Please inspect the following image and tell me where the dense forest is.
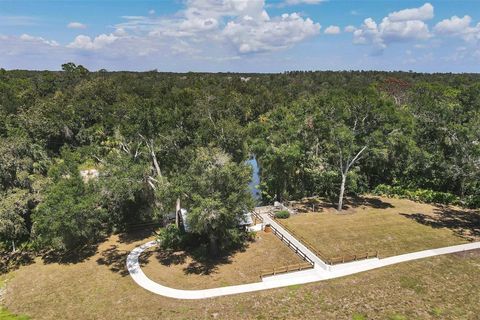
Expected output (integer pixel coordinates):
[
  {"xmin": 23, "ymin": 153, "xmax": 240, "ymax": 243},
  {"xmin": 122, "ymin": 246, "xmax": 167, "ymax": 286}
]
[{"xmin": 1, "ymin": 64, "xmax": 479, "ymax": 259}]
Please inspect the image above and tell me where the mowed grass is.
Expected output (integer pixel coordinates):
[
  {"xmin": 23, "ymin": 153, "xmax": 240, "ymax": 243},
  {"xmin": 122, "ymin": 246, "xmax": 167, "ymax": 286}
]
[
  {"xmin": 141, "ymin": 232, "xmax": 304, "ymax": 289},
  {"xmin": 282, "ymin": 196, "xmax": 480, "ymax": 258},
  {"xmin": 2, "ymin": 200, "xmax": 480, "ymax": 319},
  {"xmin": 3, "ymin": 233, "xmax": 480, "ymax": 319}
]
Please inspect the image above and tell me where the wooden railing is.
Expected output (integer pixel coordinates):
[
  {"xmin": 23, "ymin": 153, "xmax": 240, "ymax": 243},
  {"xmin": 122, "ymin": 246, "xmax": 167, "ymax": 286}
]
[
  {"xmin": 268, "ymin": 223, "xmax": 315, "ymax": 266},
  {"xmin": 260, "ymin": 262, "xmax": 313, "ymax": 278},
  {"xmin": 125, "ymin": 221, "xmax": 163, "ymax": 232},
  {"xmin": 272, "ymin": 214, "xmax": 378, "ymax": 265},
  {"xmin": 328, "ymin": 251, "xmax": 379, "ymax": 264},
  {"xmin": 251, "ymin": 210, "xmax": 263, "ymax": 224}
]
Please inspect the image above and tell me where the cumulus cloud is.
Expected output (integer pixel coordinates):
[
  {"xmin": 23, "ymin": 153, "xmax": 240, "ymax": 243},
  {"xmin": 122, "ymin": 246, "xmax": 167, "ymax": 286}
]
[
  {"xmin": 111, "ymin": 0, "xmax": 320, "ymax": 55},
  {"xmin": 67, "ymin": 34, "xmax": 118, "ymax": 50},
  {"xmin": 434, "ymin": 15, "xmax": 480, "ymax": 42},
  {"xmin": 223, "ymin": 13, "xmax": 320, "ymax": 53},
  {"xmin": 387, "ymin": 3, "xmax": 433, "ymax": 22},
  {"xmin": 324, "ymin": 25, "xmax": 340, "ymax": 34},
  {"xmin": 0, "ymin": 34, "xmax": 69, "ymax": 69},
  {"xmin": 352, "ymin": 3, "xmax": 433, "ymax": 51},
  {"xmin": 19, "ymin": 33, "xmax": 59, "ymax": 46},
  {"xmin": 344, "ymin": 25, "xmax": 356, "ymax": 33},
  {"xmin": 67, "ymin": 22, "xmax": 87, "ymax": 29}
]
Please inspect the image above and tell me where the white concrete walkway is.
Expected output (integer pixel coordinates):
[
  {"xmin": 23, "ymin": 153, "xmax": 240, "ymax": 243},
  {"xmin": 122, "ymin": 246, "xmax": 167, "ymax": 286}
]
[{"xmin": 127, "ymin": 239, "xmax": 480, "ymax": 299}]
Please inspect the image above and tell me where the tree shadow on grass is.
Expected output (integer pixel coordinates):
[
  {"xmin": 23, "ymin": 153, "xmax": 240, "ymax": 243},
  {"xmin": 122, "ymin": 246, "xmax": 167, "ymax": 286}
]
[
  {"xmin": 400, "ymin": 206, "xmax": 480, "ymax": 241},
  {"xmin": 152, "ymin": 241, "xmax": 250, "ymax": 276},
  {"xmin": 41, "ymin": 241, "xmax": 102, "ymax": 265},
  {"xmin": 347, "ymin": 196, "xmax": 395, "ymax": 210},
  {"xmin": 291, "ymin": 196, "xmax": 394, "ymax": 213},
  {"xmin": 97, "ymin": 232, "xmax": 252, "ymax": 277},
  {"xmin": 118, "ymin": 229, "xmax": 155, "ymax": 245},
  {"xmin": 39, "ymin": 229, "xmax": 154, "ymax": 268},
  {"xmin": 96, "ymin": 244, "xmax": 153, "ymax": 277},
  {"xmin": 182, "ymin": 252, "xmax": 233, "ymax": 276},
  {"xmin": 0, "ymin": 251, "xmax": 35, "ymax": 274}
]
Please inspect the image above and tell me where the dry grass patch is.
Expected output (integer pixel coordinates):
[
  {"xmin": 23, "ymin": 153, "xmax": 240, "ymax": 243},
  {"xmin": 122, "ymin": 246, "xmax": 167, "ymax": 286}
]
[
  {"xmin": 283, "ymin": 196, "xmax": 479, "ymax": 258},
  {"xmin": 2, "ymin": 231, "xmax": 480, "ymax": 319},
  {"xmin": 141, "ymin": 232, "xmax": 304, "ymax": 289},
  {"xmin": 4, "ymin": 240, "xmax": 480, "ymax": 319}
]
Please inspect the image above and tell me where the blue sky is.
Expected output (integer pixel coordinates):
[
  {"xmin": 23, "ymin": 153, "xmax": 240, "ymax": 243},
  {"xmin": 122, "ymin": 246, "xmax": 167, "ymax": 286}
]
[{"xmin": 0, "ymin": 0, "xmax": 479, "ymax": 72}]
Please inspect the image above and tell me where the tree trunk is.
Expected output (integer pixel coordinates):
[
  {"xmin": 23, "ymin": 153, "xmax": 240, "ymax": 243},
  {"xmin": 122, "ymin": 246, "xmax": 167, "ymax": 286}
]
[
  {"xmin": 175, "ymin": 198, "xmax": 181, "ymax": 228},
  {"xmin": 12, "ymin": 240, "xmax": 16, "ymax": 253},
  {"xmin": 338, "ymin": 173, "xmax": 346, "ymax": 211},
  {"xmin": 208, "ymin": 234, "xmax": 219, "ymax": 257},
  {"xmin": 150, "ymin": 144, "xmax": 162, "ymax": 180}
]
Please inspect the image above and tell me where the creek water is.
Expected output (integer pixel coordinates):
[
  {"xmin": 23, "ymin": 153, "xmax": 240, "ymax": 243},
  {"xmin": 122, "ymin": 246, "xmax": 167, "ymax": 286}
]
[{"xmin": 246, "ymin": 156, "xmax": 262, "ymax": 204}]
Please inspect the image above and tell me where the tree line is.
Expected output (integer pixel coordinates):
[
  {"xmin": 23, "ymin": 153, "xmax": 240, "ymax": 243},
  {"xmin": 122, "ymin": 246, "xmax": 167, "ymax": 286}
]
[{"xmin": 0, "ymin": 63, "xmax": 479, "ymax": 257}]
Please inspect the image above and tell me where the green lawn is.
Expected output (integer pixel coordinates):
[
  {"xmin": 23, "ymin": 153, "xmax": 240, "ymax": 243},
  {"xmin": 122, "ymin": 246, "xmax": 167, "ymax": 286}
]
[
  {"xmin": 282, "ymin": 196, "xmax": 479, "ymax": 258},
  {"xmin": 0, "ymin": 308, "xmax": 30, "ymax": 320}
]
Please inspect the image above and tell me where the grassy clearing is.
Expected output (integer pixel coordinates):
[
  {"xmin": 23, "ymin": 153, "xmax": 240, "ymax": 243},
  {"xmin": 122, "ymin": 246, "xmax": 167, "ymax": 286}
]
[
  {"xmin": 282, "ymin": 196, "xmax": 479, "ymax": 258},
  {"xmin": 2, "ymin": 205, "xmax": 480, "ymax": 319},
  {"xmin": 142, "ymin": 232, "xmax": 303, "ymax": 289},
  {"xmin": 3, "ymin": 234, "xmax": 480, "ymax": 319}
]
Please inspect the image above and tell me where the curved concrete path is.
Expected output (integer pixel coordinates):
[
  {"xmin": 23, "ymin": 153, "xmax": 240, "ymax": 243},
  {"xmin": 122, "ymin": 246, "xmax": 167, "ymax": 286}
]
[{"xmin": 127, "ymin": 240, "xmax": 480, "ymax": 299}]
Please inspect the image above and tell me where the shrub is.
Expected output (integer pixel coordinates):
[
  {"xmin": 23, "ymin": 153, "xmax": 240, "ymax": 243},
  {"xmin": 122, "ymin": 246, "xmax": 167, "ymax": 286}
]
[
  {"xmin": 156, "ymin": 224, "xmax": 184, "ymax": 250},
  {"xmin": 464, "ymin": 195, "xmax": 480, "ymax": 209},
  {"xmin": 373, "ymin": 184, "xmax": 461, "ymax": 206},
  {"xmin": 275, "ymin": 210, "xmax": 290, "ymax": 219}
]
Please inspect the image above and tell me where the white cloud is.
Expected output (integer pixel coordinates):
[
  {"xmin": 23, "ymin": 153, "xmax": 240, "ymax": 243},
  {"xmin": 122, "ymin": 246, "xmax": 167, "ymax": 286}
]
[
  {"xmin": 19, "ymin": 33, "xmax": 59, "ymax": 46},
  {"xmin": 324, "ymin": 25, "xmax": 340, "ymax": 35},
  {"xmin": 223, "ymin": 12, "xmax": 320, "ymax": 53},
  {"xmin": 0, "ymin": 16, "xmax": 39, "ymax": 27},
  {"xmin": 352, "ymin": 3, "xmax": 433, "ymax": 52},
  {"xmin": 344, "ymin": 25, "xmax": 356, "ymax": 33},
  {"xmin": 434, "ymin": 15, "xmax": 471, "ymax": 34},
  {"xmin": 67, "ymin": 34, "xmax": 118, "ymax": 50},
  {"xmin": 111, "ymin": 0, "xmax": 320, "ymax": 55},
  {"xmin": 67, "ymin": 22, "xmax": 87, "ymax": 29},
  {"xmin": 387, "ymin": 3, "xmax": 433, "ymax": 22},
  {"xmin": 148, "ymin": 9, "xmax": 155, "ymax": 15},
  {"xmin": 0, "ymin": 35, "xmax": 69, "ymax": 69},
  {"xmin": 283, "ymin": 0, "xmax": 326, "ymax": 5},
  {"xmin": 434, "ymin": 15, "xmax": 480, "ymax": 43}
]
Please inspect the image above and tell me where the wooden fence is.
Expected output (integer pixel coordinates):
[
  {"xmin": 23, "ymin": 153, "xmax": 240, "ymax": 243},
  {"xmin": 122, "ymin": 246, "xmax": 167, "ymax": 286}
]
[
  {"xmin": 251, "ymin": 210, "xmax": 263, "ymax": 224},
  {"xmin": 260, "ymin": 262, "xmax": 313, "ymax": 278},
  {"xmin": 125, "ymin": 221, "xmax": 163, "ymax": 232},
  {"xmin": 257, "ymin": 219, "xmax": 316, "ymax": 278},
  {"xmin": 268, "ymin": 223, "xmax": 315, "ymax": 266}
]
